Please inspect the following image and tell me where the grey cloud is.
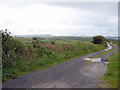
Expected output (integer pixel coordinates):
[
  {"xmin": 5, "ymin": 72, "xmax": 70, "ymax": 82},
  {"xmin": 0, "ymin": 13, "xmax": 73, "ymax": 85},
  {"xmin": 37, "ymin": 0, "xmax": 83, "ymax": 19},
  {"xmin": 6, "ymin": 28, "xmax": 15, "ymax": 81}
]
[
  {"xmin": 45, "ymin": 2, "xmax": 117, "ymax": 16},
  {"xmin": 0, "ymin": 1, "xmax": 118, "ymax": 36}
]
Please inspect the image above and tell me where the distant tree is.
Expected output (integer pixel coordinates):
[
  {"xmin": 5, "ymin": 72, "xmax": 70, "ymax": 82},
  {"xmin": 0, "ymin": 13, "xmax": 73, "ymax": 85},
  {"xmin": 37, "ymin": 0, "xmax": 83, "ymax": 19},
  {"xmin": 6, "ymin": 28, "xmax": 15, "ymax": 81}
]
[
  {"xmin": 32, "ymin": 37, "xmax": 40, "ymax": 48},
  {"xmin": 33, "ymin": 37, "xmax": 38, "ymax": 40},
  {"xmin": 92, "ymin": 36, "xmax": 106, "ymax": 44},
  {"xmin": 50, "ymin": 41, "xmax": 55, "ymax": 44},
  {"xmin": 1, "ymin": 29, "xmax": 12, "ymax": 41}
]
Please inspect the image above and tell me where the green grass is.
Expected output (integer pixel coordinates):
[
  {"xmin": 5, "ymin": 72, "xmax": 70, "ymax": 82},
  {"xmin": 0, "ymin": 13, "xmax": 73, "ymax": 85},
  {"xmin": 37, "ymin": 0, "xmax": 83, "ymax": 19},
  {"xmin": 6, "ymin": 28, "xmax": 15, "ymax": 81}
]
[
  {"xmin": 85, "ymin": 60, "xmax": 92, "ymax": 63},
  {"xmin": 100, "ymin": 51, "xmax": 119, "ymax": 88}
]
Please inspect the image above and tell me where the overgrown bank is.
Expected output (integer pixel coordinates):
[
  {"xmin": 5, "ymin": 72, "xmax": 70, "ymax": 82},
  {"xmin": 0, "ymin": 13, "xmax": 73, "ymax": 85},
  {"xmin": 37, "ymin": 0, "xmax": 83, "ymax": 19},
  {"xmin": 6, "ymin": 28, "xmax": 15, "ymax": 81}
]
[{"xmin": 2, "ymin": 30, "xmax": 107, "ymax": 81}]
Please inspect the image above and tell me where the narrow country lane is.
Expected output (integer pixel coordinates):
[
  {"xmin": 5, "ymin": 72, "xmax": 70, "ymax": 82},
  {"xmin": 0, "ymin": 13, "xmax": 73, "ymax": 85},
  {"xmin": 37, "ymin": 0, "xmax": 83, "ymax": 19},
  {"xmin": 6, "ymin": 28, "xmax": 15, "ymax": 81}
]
[{"xmin": 2, "ymin": 42, "xmax": 118, "ymax": 88}]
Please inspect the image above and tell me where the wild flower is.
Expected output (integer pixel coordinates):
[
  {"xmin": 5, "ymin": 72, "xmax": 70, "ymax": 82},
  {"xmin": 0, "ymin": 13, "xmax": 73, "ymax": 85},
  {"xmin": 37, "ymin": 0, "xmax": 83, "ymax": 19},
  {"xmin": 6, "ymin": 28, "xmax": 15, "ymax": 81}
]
[
  {"xmin": 47, "ymin": 44, "xmax": 55, "ymax": 51},
  {"xmin": 13, "ymin": 56, "xmax": 17, "ymax": 59},
  {"xmin": 83, "ymin": 42, "xmax": 88, "ymax": 47}
]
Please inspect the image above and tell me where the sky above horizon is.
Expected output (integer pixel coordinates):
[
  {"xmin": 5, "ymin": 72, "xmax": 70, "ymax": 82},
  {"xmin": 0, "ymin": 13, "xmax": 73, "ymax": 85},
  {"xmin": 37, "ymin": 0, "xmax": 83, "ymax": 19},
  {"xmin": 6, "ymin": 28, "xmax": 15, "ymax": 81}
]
[{"xmin": 0, "ymin": 1, "xmax": 118, "ymax": 36}]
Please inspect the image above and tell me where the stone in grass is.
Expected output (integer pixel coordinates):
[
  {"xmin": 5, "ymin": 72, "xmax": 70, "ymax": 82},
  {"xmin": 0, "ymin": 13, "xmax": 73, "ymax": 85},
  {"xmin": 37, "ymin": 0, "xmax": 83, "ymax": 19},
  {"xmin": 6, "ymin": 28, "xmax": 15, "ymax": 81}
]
[
  {"xmin": 101, "ymin": 58, "xmax": 108, "ymax": 62},
  {"xmin": 12, "ymin": 77, "xmax": 18, "ymax": 79}
]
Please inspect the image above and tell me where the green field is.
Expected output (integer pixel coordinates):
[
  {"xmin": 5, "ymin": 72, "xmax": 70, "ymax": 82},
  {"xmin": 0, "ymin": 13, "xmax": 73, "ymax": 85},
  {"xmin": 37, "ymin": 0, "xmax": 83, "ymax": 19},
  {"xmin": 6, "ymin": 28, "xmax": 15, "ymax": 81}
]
[{"xmin": 16, "ymin": 36, "xmax": 92, "ymax": 42}]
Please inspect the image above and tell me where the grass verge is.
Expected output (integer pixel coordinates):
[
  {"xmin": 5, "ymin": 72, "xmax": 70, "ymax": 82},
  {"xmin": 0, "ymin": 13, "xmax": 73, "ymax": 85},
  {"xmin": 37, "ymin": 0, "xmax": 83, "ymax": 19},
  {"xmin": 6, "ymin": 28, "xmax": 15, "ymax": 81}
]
[{"xmin": 100, "ymin": 51, "xmax": 119, "ymax": 88}]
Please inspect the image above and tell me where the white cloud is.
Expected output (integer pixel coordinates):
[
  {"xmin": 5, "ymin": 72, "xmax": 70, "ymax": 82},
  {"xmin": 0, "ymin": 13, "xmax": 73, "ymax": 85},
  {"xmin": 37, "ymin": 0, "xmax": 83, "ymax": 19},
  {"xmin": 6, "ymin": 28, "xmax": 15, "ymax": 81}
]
[{"xmin": 0, "ymin": 1, "xmax": 118, "ymax": 36}]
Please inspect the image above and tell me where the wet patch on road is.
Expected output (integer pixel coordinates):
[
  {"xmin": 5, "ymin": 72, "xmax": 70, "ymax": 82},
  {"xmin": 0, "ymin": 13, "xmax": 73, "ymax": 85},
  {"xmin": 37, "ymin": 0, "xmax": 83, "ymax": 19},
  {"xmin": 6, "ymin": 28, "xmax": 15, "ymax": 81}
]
[{"xmin": 84, "ymin": 58, "xmax": 101, "ymax": 62}]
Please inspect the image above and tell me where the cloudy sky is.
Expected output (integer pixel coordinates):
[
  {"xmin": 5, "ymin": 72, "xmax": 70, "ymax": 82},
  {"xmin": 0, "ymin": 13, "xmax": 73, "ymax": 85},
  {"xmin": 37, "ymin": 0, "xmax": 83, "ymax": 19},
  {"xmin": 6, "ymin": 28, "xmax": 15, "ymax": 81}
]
[{"xmin": 0, "ymin": 0, "xmax": 118, "ymax": 36}]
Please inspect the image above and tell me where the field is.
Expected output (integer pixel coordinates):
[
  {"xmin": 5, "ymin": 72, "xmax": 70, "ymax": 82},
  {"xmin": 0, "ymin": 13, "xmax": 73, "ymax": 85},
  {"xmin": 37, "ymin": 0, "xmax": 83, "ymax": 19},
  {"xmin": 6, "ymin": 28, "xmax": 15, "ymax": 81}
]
[
  {"xmin": 16, "ymin": 36, "xmax": 92, "ymax": 43},
  {"xmin": 2, "ymin": 30, "xmax": 109, "ymax": 81}
]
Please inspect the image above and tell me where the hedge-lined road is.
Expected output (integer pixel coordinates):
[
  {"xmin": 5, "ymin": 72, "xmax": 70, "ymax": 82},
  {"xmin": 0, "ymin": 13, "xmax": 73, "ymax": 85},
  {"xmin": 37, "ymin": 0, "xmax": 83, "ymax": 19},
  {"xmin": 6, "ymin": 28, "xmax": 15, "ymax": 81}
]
[{"xmin": 3, "ymin": 43, "xmax": 118, "ymax": 88}]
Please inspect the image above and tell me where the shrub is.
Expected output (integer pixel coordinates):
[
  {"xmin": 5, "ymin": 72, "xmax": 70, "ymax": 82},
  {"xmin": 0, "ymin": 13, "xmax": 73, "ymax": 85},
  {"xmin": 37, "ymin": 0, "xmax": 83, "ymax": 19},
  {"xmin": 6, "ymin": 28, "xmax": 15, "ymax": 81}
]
[
  {"xmin": 1, "ymin": 29, "xmax": 12, "ymax": 55},
  {"xmin": 50, "ymin": 41, "xmax": 55, "ymax": 44},
  {"xmin": 92, "ymin": 36, "xmax": 106, "ymax": 44},
  {"xmin": 33, "ymin": 37, "xmax": 38, "ymax": 40}
]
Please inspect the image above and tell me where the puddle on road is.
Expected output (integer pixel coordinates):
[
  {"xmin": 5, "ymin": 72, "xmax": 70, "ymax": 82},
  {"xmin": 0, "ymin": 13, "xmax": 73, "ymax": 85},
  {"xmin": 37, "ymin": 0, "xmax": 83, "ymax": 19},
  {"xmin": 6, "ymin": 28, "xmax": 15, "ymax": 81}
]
[
  {"xmin": 84, "ymin": 58, "xmax": 109, "ymax": 64},
  {"xmin": 84, "ymin": 58, "xmax": 101, "ymax": 62},
  {"xmin": 104, "ymin": 62, "xmax": 109, "ymax": 64}
]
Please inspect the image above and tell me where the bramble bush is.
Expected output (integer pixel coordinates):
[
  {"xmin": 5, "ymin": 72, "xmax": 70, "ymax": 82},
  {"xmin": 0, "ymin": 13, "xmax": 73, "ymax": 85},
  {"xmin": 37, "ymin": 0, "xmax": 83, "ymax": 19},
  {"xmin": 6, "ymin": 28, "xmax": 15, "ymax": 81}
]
[{"xmin": 2, "ymin": 30, "xmax": 36, "ymax": 80}]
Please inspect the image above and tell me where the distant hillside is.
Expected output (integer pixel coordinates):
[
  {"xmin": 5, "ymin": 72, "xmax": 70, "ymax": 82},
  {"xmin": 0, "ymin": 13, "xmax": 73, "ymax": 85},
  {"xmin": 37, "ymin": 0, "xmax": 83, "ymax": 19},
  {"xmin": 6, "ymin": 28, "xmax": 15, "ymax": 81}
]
[
  {"xmin": 15, "ymin": 34, "xmax": 54, "ymax": 37},
  {"xmin": 14, "ymin": 34, "xmax": 119, "ymax": 41},
  {"xmin": 45, "ymin": 36, "xmax": 93, "ymax": 42},
  {"xmin": 105, "ymin": 36, "xmax": 119, "ymax": 41}
]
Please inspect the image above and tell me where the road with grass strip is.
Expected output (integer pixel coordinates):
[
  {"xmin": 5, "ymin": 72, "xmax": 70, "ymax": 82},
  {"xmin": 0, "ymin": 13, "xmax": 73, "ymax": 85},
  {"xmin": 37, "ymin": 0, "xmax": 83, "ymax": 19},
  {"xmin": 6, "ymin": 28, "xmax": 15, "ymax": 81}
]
[{"xmin": 3, "ymin": 42, "xmax": 118, "ymax": 88}]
